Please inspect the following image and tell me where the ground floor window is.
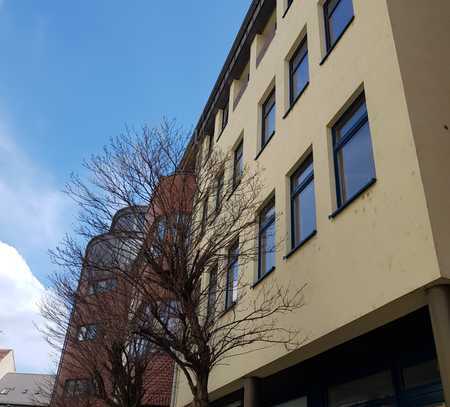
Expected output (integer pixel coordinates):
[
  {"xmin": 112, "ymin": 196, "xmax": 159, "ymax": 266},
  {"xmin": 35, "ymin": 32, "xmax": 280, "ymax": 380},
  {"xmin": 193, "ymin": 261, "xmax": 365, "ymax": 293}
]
[{"xmin": 260, "ymin": 308, "xmax": 444, "ymax": 407}]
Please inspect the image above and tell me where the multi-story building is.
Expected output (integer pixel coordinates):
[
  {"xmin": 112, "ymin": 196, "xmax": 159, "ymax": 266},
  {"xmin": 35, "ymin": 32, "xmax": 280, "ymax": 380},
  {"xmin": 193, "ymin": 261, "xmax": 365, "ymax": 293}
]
[
  {"xmin": 52, "ymin": 207, "xmax": 175, "ymax": 407},
  {"xmin": 172, "ymin": 1, "xmax": 450, "ymax": 407}
]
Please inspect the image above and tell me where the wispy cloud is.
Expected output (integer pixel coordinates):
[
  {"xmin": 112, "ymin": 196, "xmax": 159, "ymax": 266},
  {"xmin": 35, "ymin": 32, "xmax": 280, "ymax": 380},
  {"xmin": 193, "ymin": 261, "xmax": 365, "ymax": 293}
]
[
  {"xmin": 0, "ymin": 241, "xmax": 56, "ymax": 373},
  {"xmin": 0, "ymin": 114, "xmax": 73, "ymax": 262},
  {"xmin": 0, "ymin": 111, "xmax": 72, "ymax": 372}
]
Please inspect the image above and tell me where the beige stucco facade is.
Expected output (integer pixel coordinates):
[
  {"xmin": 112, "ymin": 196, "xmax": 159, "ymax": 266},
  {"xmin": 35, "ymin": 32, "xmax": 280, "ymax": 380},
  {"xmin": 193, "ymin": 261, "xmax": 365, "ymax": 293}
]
[
  {"xmin": 173, "ymin": 0, "xmax": 450, "ymax": 406},
  {"xmin": 0, "ymin": 350, "xmax": 16, "ymax": 380}
]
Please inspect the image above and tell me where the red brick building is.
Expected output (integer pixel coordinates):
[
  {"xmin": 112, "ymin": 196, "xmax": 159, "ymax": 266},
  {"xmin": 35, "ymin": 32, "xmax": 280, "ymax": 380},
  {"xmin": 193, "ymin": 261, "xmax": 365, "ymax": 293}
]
[{"xmin": 51, "ymin": 206, "xmax": 176, "ymax": 407}]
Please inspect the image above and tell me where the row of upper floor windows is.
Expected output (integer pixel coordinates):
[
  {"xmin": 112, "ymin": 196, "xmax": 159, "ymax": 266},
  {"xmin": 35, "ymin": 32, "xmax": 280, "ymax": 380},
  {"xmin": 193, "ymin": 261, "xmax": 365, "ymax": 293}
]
[
  {"xmin": 199, "ymin": 0, "xmax": 355, "ymax": 149},
  {"xmin": 204, "ymin": 88, "xmax": 375, "ymax": 312}
]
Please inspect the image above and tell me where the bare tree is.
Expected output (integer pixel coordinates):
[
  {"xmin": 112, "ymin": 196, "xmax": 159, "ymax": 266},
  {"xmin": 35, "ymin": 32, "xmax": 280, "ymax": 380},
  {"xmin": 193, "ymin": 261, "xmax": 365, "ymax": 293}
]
[
  {"xmin": 42, "ymin": 208, "xmax": 173, "ymax": 407},
  {"xmin": 48, "ymin": 120, "xmax": 305, "ymax": 407}
]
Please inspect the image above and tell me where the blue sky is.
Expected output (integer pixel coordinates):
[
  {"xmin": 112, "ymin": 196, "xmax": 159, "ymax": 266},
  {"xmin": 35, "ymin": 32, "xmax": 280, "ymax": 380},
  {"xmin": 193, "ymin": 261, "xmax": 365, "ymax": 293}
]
[{"xmin": 0, "ymin": 0, "xmax": 250, "ymax": 372}]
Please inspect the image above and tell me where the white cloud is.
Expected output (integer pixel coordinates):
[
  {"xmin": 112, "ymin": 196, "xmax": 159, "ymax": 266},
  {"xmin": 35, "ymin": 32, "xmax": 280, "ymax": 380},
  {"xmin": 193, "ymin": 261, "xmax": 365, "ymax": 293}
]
[{"xmin": 0, "ymin": 241, "xmax": 56, "ymax": 373}]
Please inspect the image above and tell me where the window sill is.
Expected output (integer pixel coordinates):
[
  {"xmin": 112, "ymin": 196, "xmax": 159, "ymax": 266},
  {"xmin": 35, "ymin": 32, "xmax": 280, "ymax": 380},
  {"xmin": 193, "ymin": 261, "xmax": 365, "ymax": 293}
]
[
  {"xmin": 282, "ymin": 2, "xmax": 293, "ymax": 19},
  {"xmin": 319, "ymin": 16, "xmax": 355, "ymax": 66},
  {"xmin": 282, "ymin": 82, "xmax": 309, "ymax": 120},
  {"xmin": 226, "ymin": 181, "xmax": 241, "ymax": 201},
  {"xmin": 251, "ymin": 266, "xmax": 276, "ymax": 289},
  {"xmin": 254, "ymin": 131, "xmax": 276, "ymax": 160},
  {"xmin": 329, "ymin": 178, "xmax": 377, "ymax": 219},
  {"xmin": 217, "ymin": 125, "xmax": 227, "ymax": 142},
  {"xmin": 284, "ymin": 230, "xmax": 317, "ymax": 260},
  {"xmin": 220, "ymin": 301, "xmax": 237, "ymax": 318}
]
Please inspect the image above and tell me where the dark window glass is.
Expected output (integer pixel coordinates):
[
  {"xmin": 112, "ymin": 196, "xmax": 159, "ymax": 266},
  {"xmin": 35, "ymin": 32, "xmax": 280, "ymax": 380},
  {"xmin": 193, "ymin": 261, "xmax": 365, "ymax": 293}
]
[
  {"xmin": 226, "ymin": 241, "xmax": 239, "ymax": 309},
  {"xmin": 259, "ymin": 199, "xmax": 276, "ymax": 278},
  {"xmin": 64, "ymin": 379, "xmax": 95, "ymax": 398},
  {"xmin": 403, "ymin": 359, "xmax": 441, "ymax": 390},
  {"xmin": 291, "ymin": 155, "xmax": 316, "ymax": 248},
  {"xmin": 290, "ymin": 38, "xmax": 309, "ymax": 105},
  {"xmin": 77, "ymin": 324, "xmax": 97, "ymax": 342},
  {"xmin": 207, "ymin": 265, "xmax": 218, "ymax": 318},
  {"xmin": 156, "ymin": 217, "xmax": 166, "ymax": 241},
  {"xmin": 274, "ymin": 396, "xmax": 307, "ymax": 407},
  {"xmin": 201, "ymin": 197, "xmax": 208, "ymax": 235},
  {"xmin": 324, "ymin": 0, "xmax": 354, "ymax": 50},
  {"xmin": 262, "ymin": 89, "xmax": 276, "ymax": 147},
  {"xmin": 216, "ymin": 172, "xmax": 224, "ymax": 212},
  {"xmin": 222, "ymin": 102, "xmax": 229, "ymax": 131},
  {"xmin": 88, "ymin": 278, "xmax": 117, "ymax": 295},
  {"xmin": 328, "ymin": 370, "xmax": 395, "ymax": 407},
  {"xmin": 233, "ymin": 141, "xmax": 244, "ymax": 188},
  {"xmin": 207, "ymin": 134, "xmax": 214, "ymax": 157},
  {"xmin": 333, "ymin": 94, "xmax": 375, "ymax": 207}
]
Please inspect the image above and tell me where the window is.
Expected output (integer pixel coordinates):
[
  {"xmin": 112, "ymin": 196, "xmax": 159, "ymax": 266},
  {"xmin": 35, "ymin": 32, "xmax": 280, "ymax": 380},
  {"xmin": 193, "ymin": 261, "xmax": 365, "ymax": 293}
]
[
  {"xmin": 222, "ymin": 102, "xmax": 229, "ymax": 132},
  {"xmin": 258, "ymin": 199, "xmax": 276, "ymax": 278},
  {"xmin": 402, "ymin": 358, "xmax": 441, "ymax": 390},
  {"xmin": 200, "ymin": 197, "xmax": 208, "ymax": 235},
  {"xmin": 233, "ymin": 141, "xmax": 244, "ymax": 188},
  {"xmin": 289, "ymin": 37, "xmax": 309, "ymax": 105},
  {"xmin": 274, "ymin": 396, "xmax": 307, "ymax": 407},
  {"xmin": 207, "ymin": 134, "xmax": 214, "ymax": 157},
  {"xmin": 226, "ymin": 241, "xmax": 239, "ymax": 309},
  {"xmin": 64, "ymin": 379, "xmax": 95, "ymax": 398},
  {"xmin": 328, "ymin": 370, "xmax": 395, "ymax": 407},
  {"xmin": 262, "ymin": 89, "xmax": 276, "ymax": 147},
  {"xmin": 333, "ymin": 93, "xmax": 375, "ymax": 208},
  {"xmin": 216, "ymin": 172, "xmax": 225, "ymax": 213},
  {"xmin": 207, "ymin": 265, "xmax": 218, "ymax": 318},
  {"xmin": 87, "ymin": 278, "xmax": 117, "ymax": 295},
  {"xmin": 77, "ymin": 324, "xmax": 97, "ymax": 342},
  {"xmin": 324, "ymin": 0, "xmax": 354, "ymax": 51},
  {"xmin": 156, "ymin": 217, "xmax": 167, "ymax": 241},
  {"xmin": 291, "ymin": 155, "xmax": 316, "ymax": 248}
]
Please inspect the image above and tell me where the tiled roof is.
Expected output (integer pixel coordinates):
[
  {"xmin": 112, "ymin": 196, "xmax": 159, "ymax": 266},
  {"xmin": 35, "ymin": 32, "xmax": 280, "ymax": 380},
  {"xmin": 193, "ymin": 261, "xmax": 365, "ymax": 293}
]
[{"xmin": 0, "ymin": 373, "xmax": 54, "ymax": 406}]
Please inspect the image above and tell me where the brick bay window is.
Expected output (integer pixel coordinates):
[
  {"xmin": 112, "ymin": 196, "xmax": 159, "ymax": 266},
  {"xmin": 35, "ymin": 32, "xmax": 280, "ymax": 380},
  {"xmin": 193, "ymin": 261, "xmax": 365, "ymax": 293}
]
[
  {"xmin": 324, "ymin": 0, "xmax": 354, "ymax": 51},
  {"xmin": 332, "ymin": 93, "xmax": 376, "ymax": 211},
  {"xmin": 225, "ymin": 240, "xmax": 239, "ymax": 310},
  {"xmin": 291, "ymin": 154, "xmax": 316, "ymax": 250},
  {"xmin": 258, "ymin": 198, "xmax": 276, "ymax": 279}
]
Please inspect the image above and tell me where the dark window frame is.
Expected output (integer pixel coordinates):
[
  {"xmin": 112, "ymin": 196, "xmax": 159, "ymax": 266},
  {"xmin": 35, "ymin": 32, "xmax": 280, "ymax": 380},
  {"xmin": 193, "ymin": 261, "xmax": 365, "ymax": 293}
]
[
  {"xmin": 215, "ymin": 171, "xmax": 225, "ymax": 213},
  {"xmin": 289, "ymin": 37, "xmax": 309, "ymax": 107},
  {"xmin": 324, "ymin": 0, "xmax": 354, "ymax": 52},
  {"xmin": 225, "ymin": 240, "xmax": 239, "ymax": 310},
  {"xmin": 290, "ymin": 154, "xmax": 315, "ymax": 250},
  {"xmin": 87, "ymin": 278, "xmax": 117, "ymax": 295},
  {"xmin": 64, "ymin": 378, "xmax": 96, "ymax": 398},
  {"xmin": 258, "ymin": 198, "xmax": 276, "ymax": 280},
  {"xmin": 261, "ymin": 89, "xmax": 276, "ymax": 148},
  {"xmin": 207, "ymin": 264, "xmax": 218, "ymax": 318},
  {"xmin": 233, "ymin": 140, "xmax": 244, "ymax": 189},
  {"xmin": 77, "ymin": 324, "xmax": 98, "ymax": 342},
  {"xmin": 332, "ymin": 93, "xmax": 375, "ymax": 209},
  {"xmin": 222, "ymin": 102, "xmax": 229, "ymax": 132},
  {"xmin": 200, "ymin": 196, "xmax": 209, "ymax": 236}
]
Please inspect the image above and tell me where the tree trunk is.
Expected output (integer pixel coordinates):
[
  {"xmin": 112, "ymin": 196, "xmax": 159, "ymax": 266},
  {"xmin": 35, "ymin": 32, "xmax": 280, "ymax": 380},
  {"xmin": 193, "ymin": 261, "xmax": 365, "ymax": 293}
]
[{"xmin": 192, "ymin": 377, "xmax": 209, "ymax": 407}]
